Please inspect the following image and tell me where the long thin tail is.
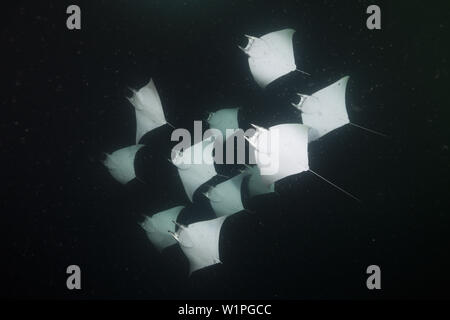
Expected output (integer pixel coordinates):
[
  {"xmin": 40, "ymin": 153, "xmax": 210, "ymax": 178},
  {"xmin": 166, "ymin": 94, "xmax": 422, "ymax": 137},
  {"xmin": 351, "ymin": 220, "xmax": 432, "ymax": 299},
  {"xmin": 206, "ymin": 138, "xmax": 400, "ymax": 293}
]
[
  {"xmin": 135, "ymin": 176, "xmax": 148, "ymax": 185},
  {"xmin": 216, "ymin": 173, "xmax": 230, "ymax": 179},
  {"xmin": 349, "ymin": 122, "xmax": 388, "ymax": 138},
  {"xmin": 296, "ymin": 69, "xmax": 311, "ymax": 76},
  {"xmin": 309, "ymin": 169, "xmax": 361, "ymax": 202},
  {"xmin": 166, "ymin": 121, "xmax": 175, "ymax": 129}
]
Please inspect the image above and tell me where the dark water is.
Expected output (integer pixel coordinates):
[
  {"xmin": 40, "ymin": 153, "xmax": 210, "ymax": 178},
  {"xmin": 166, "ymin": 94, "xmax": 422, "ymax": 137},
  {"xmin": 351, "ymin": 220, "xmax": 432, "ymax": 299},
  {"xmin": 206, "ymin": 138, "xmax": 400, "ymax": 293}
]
[{"xmin": 2, "ymin": 0, "xmax": 450, "ymax": 299}]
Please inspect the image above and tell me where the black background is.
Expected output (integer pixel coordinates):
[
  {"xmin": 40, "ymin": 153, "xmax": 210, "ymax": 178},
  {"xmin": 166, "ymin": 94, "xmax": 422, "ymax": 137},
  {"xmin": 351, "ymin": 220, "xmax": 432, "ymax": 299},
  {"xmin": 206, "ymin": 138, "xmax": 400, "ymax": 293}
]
[{"xmin": 2, "ymin": 0, "xmax": 449, "ymax": 299}]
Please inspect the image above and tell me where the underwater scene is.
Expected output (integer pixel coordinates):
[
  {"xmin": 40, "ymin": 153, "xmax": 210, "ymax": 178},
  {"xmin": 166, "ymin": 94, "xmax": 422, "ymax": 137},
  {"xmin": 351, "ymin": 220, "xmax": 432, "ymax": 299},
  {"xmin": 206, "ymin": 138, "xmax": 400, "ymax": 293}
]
[{"xmin": 2, "ymin": 0, "xmax": 450, "ymax": 300}]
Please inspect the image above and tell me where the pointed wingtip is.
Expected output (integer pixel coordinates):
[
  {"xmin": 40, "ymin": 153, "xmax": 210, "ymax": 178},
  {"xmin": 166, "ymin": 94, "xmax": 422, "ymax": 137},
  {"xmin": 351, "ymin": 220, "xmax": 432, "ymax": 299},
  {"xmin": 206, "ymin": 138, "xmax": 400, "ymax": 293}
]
[
  {"xmin": 102, "ymin": 152, "xmax": 112, "ymax": 165},
  {"xmin": 145, "ymin": 78, "xmax": 157, "ymax": 92},
  {"xmin": 341, "ymin": 75, "xmax": 350, "ymax": 85}
]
